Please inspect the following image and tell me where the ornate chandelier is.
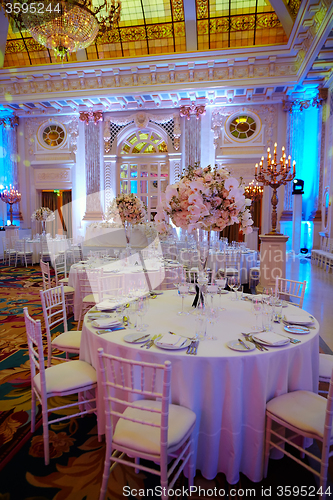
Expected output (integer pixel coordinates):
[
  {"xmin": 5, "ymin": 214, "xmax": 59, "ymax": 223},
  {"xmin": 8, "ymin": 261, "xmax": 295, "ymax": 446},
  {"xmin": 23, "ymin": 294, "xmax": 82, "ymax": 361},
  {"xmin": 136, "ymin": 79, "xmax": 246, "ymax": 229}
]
[{"xmin": 1, "ymin": 0, "xmax": 121, "ymax": 59}]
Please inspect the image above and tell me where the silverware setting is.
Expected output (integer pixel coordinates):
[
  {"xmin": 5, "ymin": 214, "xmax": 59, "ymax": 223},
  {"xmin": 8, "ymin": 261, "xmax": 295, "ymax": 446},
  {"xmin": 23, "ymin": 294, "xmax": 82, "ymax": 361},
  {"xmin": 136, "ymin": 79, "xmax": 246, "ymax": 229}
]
[
  {"xmin": 187, "ymin": 340, "xmax": 199, "ymax": 355},
  {"xmin": 133, "ymin": 334, "xmax": 150, "ymax": 343},
  {"xmin": 242, "ymin": 334, "xmax": 268, "ymax": 352},
  {"xmin": 238, "ymin": 338, "xmax": 251, "ymax": 350},
  {"xmin": 141, "ymin": 334, "xmax": 162, "ymax": 349}
]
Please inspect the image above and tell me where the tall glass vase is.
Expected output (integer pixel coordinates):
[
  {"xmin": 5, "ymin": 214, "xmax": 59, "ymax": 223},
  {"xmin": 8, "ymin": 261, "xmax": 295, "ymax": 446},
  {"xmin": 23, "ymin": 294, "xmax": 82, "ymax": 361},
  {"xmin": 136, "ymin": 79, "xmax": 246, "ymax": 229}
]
[
  {"xmin": 192, "ymin": 229, "xmax": 212, "ymax": 310},
  {"xmin": 41, "ymin": 220, "xmax": 46, "ymax": 236},
  {"xmin": 124, "ymin": 221, "xmax": 132, "ymax": 255}
]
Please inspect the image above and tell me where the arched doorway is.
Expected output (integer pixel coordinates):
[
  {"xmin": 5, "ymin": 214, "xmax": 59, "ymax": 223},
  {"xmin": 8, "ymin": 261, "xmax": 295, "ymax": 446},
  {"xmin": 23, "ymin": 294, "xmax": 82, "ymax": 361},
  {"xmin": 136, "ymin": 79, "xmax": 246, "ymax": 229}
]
[{"xmin": 116, "ymin": 123, "xmax": 170, "ymax": 221}]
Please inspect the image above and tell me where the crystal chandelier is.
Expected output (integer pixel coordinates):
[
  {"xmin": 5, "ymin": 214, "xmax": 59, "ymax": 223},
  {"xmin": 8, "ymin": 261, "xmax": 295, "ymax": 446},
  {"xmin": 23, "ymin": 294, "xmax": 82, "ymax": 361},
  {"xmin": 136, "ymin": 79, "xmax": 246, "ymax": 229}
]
[{"xmin": 1, "ymin": 0, "xmax": 121, "ymax": 59}]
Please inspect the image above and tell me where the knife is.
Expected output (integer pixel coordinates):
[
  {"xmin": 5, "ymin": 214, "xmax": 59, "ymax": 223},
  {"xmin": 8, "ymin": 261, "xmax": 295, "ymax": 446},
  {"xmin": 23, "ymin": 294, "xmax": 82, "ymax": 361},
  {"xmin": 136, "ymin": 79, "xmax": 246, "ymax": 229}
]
[
  {"xmin": 238, "ymin": 338, "xmax": 251, "ymax": 350},
  {"xmin": 133, "ymin": 334, "xmax": 150, "ymax": 343}
]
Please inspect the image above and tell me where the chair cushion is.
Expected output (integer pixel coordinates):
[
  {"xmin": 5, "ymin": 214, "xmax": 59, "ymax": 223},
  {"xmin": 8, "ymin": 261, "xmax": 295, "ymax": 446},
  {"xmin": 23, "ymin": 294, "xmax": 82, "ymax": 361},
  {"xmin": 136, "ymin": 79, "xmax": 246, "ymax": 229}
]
[
  {"xmin": 319, "ymin": 353, "xmax": 333, "ymax": 379},
  {"xmin": 83, "ymin": 294, "xmax": 97, "ymax": 303},
  {"xmin": 266, "ymin": 390, "xmax": 328, "ymax": 438},
  {"xmin": 63, "ymin": 286, "xmax": 75, "ymax": 293},
  {"xmin": 59, "ymin": 277, "xmax": 69, "ymax": 283},
  {"xmin": 34, "ymin": 360, "xmax": 97, "ymax": 394},
  {"xmin": 51, "ymin": 330, "xmax": 81, "ymax": 350},
  {"xmin": 113, "ymin": 399, "xmax": 196, "ymax": 456}
]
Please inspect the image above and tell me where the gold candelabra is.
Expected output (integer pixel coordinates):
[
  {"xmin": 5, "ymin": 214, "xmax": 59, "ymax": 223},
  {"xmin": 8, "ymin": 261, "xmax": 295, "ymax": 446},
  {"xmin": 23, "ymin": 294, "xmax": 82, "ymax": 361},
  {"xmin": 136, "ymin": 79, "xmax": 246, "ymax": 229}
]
[
  {"xmin": 0, "ymin": 185, "xmax": 21, "ymax": 226},
  {"xmin": 255, "ymin": 143, "xmax": 295, "ymax": 234}
]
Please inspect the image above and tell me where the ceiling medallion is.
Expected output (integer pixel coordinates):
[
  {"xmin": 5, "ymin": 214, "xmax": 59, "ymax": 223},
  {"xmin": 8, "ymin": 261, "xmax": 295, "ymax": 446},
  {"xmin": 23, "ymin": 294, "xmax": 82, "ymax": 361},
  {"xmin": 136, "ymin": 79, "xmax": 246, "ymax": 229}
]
[
  {"xmin": 1, "ymin": 0, "xmax": 121, "ymax": 59},
  {"xmin": 180, "ymin": 103, "xmax": 206, "ymax": 120}
]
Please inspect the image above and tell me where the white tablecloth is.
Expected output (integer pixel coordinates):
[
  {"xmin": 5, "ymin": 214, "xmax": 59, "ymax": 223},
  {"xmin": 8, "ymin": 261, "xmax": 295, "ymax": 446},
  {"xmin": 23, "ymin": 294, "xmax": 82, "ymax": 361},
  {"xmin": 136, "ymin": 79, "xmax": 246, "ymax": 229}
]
[
  {"xmin": 68, "ymin": 258, "xmax": 182, "ymax": 320},
  {"xmin": 25, "ymin": 238, "xmax": 69, "ymax": 264},
  {"xmin": 80, "ymin": 291, "xmax": 319, "ymax": 484},
  {"xmin": 84, "ymin": 227, "xmax": 148, "ymax": 249}
]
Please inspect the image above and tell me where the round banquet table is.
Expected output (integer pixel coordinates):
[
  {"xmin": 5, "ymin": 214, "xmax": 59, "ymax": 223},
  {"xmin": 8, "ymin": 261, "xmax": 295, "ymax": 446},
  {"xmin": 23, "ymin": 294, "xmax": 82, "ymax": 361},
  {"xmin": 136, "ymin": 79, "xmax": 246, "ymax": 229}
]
[
  {"xmin": 68, "ymin": 258, "xmax": 182, "ymax": 320},
  {"xmin": 80, "ymin": 290, "xmax": 319, "ymax": 484}
]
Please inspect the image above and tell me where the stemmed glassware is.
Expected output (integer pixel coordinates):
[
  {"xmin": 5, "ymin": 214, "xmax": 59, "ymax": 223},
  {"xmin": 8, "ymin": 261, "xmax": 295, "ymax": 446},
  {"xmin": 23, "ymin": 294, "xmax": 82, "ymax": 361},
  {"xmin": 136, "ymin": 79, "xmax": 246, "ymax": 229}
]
[
  {"xmin": 228, "ymin": 276, "xmax": 240, "ymax": 300},
  {"xmin": 252, "ymin": 297, "xmax": 263, "ymax": 331},
  {"xmin": 206, "ymin": 283, "xmax": 218, "ymax": 310},
  {"xmin": 135, "ymin": 297, "xmax": 148, "ymax": 332},
  {"xmin": 177, "ymin": 282, "xmax": 189, "ymax": 315},
  {"xmin": 216, "ymin": 278, "xmax": 227, "ymax": 310}
]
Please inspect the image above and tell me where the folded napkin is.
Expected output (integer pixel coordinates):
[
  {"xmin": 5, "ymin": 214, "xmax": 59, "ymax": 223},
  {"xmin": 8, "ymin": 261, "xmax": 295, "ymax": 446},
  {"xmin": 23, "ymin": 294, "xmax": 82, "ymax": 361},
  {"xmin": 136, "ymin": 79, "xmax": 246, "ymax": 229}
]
[
  {"xmin": 253, "ymin": 332, "xmax": 288, "ymax": 346},
  {"xmin": 92, "ymin": 318, "xmax": 122, "ymax": 328},
  {"xmin": 157, "ymin": 333, "xmax": 186, "ymax": 346},
  {"xmin": 284, "ymin": 313, "xmax": 313, "ymax": 325}
]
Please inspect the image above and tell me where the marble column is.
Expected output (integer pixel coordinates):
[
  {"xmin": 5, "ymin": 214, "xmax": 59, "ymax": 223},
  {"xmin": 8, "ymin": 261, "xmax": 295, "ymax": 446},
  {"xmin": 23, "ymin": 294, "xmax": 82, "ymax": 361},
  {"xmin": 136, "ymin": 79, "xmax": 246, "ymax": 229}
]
[{"xmin": 82, "ymin": 121, "xmax": 104, "ymax": 220}]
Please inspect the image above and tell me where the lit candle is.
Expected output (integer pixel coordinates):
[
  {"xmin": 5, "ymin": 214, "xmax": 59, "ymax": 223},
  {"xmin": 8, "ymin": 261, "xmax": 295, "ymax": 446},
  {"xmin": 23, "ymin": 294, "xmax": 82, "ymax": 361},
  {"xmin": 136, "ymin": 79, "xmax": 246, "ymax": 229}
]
[
  {"xmin": 293, "ymin": 160, "xmax": 296, "ymax": 175},
  {"xmin": 255, "ymin": 163, "xmax": 258, "ymax": 176},
  {"xmin": 288, "ymin": 155, "xmax": 291, "ymax": 168}
]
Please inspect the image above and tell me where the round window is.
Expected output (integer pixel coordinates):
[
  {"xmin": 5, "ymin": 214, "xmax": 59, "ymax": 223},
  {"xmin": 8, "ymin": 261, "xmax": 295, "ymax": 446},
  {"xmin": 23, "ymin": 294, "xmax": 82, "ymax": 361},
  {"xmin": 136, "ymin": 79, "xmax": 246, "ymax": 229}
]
[
  {"xmin": 225, "ymin": 112, "xmax": 261, "ymax": 143},
  {"xmin": 43, "ymin": 124, "xmax": 65, "ymax": 147},
  {"xmin": 37, "ymin": 121, "xmax": 67, "ymax": 150}
]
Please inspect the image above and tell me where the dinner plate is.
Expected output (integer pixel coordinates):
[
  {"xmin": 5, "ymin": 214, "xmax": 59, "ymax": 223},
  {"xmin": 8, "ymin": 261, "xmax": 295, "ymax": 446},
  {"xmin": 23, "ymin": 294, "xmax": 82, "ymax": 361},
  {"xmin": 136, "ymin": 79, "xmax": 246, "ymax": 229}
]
[
  {"xmin": 87, "ymin": 313, "xmax": 111, "ymax": 320},
  {"xmin": 227, "ymin": 340, "xmax": 255, "ymax": 352},
  {"xmin": 123, "ymin": 333, "xmax": 151, "ymax": 343},
  {"xmin": 154, "ymin": 338, "xmax": 191, "ymax": 350},
  {"xmin": 284, "ymin": 325, "xmax": 310, "ymax": 334},
  {"xmin": 218, "ymin": 290, "xmax": 229, "ymax": 294}
]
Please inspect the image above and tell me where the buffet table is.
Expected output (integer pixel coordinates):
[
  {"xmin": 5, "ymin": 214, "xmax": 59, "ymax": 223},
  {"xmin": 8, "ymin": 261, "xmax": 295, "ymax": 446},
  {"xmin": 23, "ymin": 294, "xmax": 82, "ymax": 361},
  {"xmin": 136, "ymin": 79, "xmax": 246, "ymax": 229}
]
[{"xmin": 80, "ymin": 291, "xmax": 319, "ymax": 484}]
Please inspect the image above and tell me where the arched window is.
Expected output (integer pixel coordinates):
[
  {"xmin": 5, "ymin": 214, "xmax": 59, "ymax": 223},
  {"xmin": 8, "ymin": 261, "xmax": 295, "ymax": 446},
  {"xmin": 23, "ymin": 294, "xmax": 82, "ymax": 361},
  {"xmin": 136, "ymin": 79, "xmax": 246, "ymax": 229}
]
[
  {"xmin": 120, "ymin": 130, "xmax": 168, "ymax": 154},
  {"xmin": 117, "ymin": 125, "xmax": 169, "ymax": 221}
]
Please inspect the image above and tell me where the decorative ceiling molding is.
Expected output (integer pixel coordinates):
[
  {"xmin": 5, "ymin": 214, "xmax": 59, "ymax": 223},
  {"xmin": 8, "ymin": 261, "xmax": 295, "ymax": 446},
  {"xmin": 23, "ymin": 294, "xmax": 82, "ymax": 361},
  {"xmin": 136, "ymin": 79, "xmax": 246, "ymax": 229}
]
[{"xmin": 0, "ymin": 0, "xmax": 332, "ymax": 116}]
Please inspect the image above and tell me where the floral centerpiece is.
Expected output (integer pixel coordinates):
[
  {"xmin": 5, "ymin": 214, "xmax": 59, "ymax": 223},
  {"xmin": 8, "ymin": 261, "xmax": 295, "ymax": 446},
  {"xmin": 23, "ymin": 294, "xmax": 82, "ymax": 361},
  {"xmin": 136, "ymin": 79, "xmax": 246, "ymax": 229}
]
[
  {"xmin": 105, "ymin": 193, "xmax": 147, "ymax": 248},
  {"xmin": 154, "ymin": 164, "xmax": 254, "ymax": 310},
  {"xmin": 105, "ymin": 193, "xmax": 146, "ymax": 225},
  {"xmin": 154, "ymin": 164, "xmax": 253, "ymax": 235},
  {"xmin": 31, "ymin": 207, "xmax": 55, "ymax": 235},
  {"xmin": 31, "ymin": 207, "xmax": 55, "ymax": 222}
]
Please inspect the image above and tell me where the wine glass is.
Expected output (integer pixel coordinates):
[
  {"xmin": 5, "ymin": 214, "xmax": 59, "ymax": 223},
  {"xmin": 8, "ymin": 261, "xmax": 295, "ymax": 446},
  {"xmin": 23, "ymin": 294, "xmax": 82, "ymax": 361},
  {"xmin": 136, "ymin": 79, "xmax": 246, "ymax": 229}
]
[
  {"xmin": 252, "ymin": 297, "xmax": 263, "ymax": 331},
  {"xmin": 177, "ymin": 283, "xmax": 189, "ymax": 315},
  {"xmin": 206, "ymin": 283, "xmax": 218, "ymax": 310},
  {"xmin": 228, "ymin": 276, "xmax": 240, "ymax": 300},
  {"xmin": 135, "ymin": 297, "xmax": 148, "ymax": 332},
  {"xmin": 216, "ymin": 278, "xmax": 227, "ymax": 310}
]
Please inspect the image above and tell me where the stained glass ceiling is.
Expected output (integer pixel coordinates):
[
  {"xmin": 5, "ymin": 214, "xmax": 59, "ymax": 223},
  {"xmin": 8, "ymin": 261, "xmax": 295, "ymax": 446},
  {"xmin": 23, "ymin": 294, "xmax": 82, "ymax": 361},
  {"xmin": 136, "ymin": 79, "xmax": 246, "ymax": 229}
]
[{"xmin": 3, "ymin": 0, "xmax": 300, "ymax": 68}]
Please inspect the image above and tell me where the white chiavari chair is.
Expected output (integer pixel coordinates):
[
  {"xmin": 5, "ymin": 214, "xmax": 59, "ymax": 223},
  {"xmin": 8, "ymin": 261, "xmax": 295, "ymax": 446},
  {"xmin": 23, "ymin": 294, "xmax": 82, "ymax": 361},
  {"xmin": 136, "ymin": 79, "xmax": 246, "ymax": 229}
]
[
  {"xmin": 24, "ymin": 307, "xmax": 97, "ymax": 466},
  {"xmin": 40, "ymin": 284, "xmax": 82, "ymax": 366},
  {"xmin": 275, "ymin": 277, "xmax": 306, "ymax": 308},
  {"xmin": 97, "ymin": 350, "xmax": 196, "ymax": 500}
]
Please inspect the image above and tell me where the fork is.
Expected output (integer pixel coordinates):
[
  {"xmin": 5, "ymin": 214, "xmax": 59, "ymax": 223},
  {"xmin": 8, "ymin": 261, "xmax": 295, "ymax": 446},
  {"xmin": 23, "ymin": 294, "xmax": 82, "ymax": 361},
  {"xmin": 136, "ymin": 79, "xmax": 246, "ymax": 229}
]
[
  {"xmin": 193, "ymin": 340, "xmax": 199, "ymax": 355},
  {"xmin": 146, "ymin": 334, "xmax": 162, "ymax": 349},
  {"xmin": 189, "ymin": 340, "xmax": 199, "ymax": 355},
  {"xmin": 186, "ymin": 339, "xmax": 196, "ymax": 354}
]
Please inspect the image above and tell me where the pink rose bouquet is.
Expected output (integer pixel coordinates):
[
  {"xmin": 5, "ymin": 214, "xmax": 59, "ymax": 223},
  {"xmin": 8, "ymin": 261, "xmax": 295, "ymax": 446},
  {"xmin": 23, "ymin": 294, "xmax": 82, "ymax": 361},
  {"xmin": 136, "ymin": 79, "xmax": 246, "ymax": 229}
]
[
  {"xmin": 155, "ymin": 164, "xmax": 253, "ymax": 234},
  {"xmin": 31, "ymin": 207, "xmax": 55, "ymax": 222},
  {"xmin": 105, "ymin": 193, "xmax": 146, "ymax": 225}
]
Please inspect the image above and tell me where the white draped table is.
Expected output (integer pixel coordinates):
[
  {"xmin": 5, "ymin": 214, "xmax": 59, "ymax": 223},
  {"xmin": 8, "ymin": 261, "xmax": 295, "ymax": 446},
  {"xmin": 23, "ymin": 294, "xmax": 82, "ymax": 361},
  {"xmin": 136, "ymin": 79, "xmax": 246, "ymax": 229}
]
[
  {"xmin": 68, "ymin": 258, "xmax": 182, "ymax": 320},
  {"xmin": 80, "ymin": 291, "xmax": 319, "ymax": 484}
]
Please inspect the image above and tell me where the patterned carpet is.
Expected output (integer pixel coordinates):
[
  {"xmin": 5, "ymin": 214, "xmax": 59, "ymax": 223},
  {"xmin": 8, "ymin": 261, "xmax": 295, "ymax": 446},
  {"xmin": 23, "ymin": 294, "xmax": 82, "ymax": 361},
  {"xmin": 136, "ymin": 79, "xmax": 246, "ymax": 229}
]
[{"xmin": 0, "ymin": 263, "xmax": 327, "ymax": 499}]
